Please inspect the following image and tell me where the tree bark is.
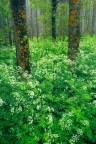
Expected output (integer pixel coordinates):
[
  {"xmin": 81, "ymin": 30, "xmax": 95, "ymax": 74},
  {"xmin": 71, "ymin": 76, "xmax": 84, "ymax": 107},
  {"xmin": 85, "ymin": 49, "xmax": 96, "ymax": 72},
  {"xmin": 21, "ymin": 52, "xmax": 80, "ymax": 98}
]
[
  {"xmin": 10, "ymin": 0, "xmax": 30, "ymax": 73},
  {"xmin": 68, "ymin": 0, "xmax": 81, "ymax": 60}
]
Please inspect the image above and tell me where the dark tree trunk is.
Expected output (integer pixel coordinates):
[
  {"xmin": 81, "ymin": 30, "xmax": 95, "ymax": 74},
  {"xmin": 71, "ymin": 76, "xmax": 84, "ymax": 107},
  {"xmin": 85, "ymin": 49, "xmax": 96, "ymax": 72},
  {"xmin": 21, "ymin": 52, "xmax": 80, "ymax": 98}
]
[
  {"xmin": 10, "ymin": 0, "xmax": 30, "ymax": 73},
  {"xmin": 9, "ymin": 30, "xmax": 12, "ymax": 48},
  {"xmin": 52, "ymin": 0, "xmax": 57, "ymax": 40},
  {"xmin": 7, "ymin": 18, "xmax": 13, "ymax": 48},
  {"xmin": 68, "ymin": 0, "xmax": 81, "ymax": 60}
]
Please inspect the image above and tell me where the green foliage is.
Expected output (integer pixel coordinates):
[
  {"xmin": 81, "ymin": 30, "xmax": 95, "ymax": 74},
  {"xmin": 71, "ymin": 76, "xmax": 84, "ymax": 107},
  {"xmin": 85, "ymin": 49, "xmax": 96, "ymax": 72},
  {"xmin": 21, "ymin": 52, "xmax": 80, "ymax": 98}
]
[
  {"xmin": 0, "ymin": 36, "xmax": 96, "ymax": 144},
  {"xmin": 0, "ymin": 0, "xmax": 11, "ymax": 46}
]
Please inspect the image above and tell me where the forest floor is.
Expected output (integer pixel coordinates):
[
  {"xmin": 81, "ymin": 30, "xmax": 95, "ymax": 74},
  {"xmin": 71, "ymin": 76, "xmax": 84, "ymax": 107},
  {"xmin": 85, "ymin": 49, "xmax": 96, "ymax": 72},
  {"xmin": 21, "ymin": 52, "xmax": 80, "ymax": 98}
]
[{"xmin": 0, "ymin": 35, "xmax": 96, "ymax": 144}]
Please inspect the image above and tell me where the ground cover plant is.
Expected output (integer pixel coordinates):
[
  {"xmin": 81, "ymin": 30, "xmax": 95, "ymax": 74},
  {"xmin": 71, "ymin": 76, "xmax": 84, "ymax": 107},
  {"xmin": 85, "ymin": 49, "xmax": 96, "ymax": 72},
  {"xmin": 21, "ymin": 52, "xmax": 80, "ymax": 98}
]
[{"xmin": 0, "ymin": 35, "xmax": 96, "ymax": 144}]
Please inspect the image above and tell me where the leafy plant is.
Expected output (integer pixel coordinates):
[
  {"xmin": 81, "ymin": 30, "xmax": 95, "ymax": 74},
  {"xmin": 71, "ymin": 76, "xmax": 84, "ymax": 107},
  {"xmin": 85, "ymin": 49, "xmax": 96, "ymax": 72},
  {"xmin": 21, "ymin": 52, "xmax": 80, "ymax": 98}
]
[{"xmin": 0, "ymin": 36, "xmax": 96, "ymax": 144}]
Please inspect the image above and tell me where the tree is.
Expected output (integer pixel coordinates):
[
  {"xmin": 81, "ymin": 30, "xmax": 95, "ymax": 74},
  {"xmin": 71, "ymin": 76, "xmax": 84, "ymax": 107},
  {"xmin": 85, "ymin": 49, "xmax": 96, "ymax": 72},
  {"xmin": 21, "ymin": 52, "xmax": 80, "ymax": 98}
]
[
  {"xmin": 10, "ymin": 0, "xmax": 30, "ymax": 73},
  {"xmin": 51, "ymin": 0, "xmax": 68, "ymax": 40},
  {"xmin": 51, "ymin": 0, "xmax": 57, "ymax": 40},
  {"xmin": 92, "ymin": 0, "xmax": 96, "ymax": 34},
  {"xmin": 68, "ymin": 0, "xmax": 81, "ymax": 60}
]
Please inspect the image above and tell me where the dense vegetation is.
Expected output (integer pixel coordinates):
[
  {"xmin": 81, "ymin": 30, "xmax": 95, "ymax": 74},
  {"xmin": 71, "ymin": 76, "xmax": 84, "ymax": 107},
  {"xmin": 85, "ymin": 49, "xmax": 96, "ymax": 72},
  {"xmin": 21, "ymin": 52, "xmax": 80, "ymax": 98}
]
[{"xmin": 0, "ymin": 36, "xmax": 96, "ymax": 144}]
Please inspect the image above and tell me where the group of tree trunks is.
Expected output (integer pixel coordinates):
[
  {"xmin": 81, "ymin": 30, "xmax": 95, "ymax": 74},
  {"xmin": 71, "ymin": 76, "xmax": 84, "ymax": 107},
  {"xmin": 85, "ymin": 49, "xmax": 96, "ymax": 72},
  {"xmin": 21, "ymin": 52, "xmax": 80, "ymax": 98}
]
[{"xmin": 10, "ymin": 0, "xmax": 81, "ymax": 73}]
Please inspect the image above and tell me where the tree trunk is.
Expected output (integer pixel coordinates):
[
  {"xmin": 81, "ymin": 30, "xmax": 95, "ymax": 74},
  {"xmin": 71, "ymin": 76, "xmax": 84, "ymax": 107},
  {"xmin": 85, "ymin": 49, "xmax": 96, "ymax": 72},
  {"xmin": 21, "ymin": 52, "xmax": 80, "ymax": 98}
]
[
  {"xmin": 68, "ymin": 0, "xmax": 81, "ymax": 60},
  {"xmin": 92, "ymin": 0, "xmax": 96, "ymax": 34},
  {"xmin": 9, "ymin": 30, "xmax": 12, "ymax": 48},
  {"xmin": 52, "ymin": 0, "xmax": 57, "ymax": 40},
  {"xmin": 36, "ymin": 8, "xmax": 39, "ymax": 39},
  {"xmin": 7, "ymin": 18, "xmax": 13, "ymax": 48},
  {"xmin": 10, "ymin": 0, "xmax": 30, "ymax": 73}
]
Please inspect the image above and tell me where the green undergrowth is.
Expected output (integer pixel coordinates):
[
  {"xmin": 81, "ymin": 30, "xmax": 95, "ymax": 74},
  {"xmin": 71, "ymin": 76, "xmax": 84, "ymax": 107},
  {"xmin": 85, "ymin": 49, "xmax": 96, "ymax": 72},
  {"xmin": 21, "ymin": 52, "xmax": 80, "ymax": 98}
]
[{"xmin": 0, "ymin": 35, "xmax": 96, "ymax": 144}]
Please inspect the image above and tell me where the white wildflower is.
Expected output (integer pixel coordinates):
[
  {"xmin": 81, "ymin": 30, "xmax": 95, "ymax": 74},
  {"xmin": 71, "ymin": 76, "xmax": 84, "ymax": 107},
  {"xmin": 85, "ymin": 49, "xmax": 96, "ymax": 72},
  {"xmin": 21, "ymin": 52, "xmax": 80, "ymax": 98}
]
[
  {"xmin": 28, "ymin": 74, "xmax": 32, "ymax": 78},
  {"xmin": 48, "ymin": 114, "xmax": 53, "ymax": 124},
  {"xmin": 47, "ymin": 106, "xmax": 51, "ymax": 112},
  {"xmin": 0, "ymin": 98, "xmax": 4, "ymax": 107},
  {"xmin": 69, "ymin": 134, "xmax": 78, "ymax": 144},
  {"xmin": 11, "ymin": 107, "xmax": 14, "ymax": 114},
  {"xmin": 68, "ymin": 112, "xmax": 74, "ymax": 117},
  {"xmin": 28, "ymin": 116, "xmax": 33, "ymax": 124},
  {"xmin": 51, "ymin": 134, "xmax": 59, "ymax": 138},
  {"xmin": 51, "ymin": 107, "xmax": 54, "ymax": 112},
  {"xmin": 36, "ymin": 104, "xmax": 41, "ymax": 110},
  {"xmin": 10, "ymin": 128, "xmax": 14, "ymax": 132},
  {"xmin": 64, "ymin": 119, "xmax": 72, "ymax": 130},
  {"xmin": 28, "ymin": 91, "xmax": 35, "ymax": 98},
  {"xmin": 83, "ymin": 120, "xmax": 89, "ymax": 126},
  {"xmin": 33, "ymin": 101, "xmax": 37, "ymax": 105},
  {"xmin": 35, "ymin": 81, "xmax": 39, "ymax": 86},
  {"xmin": 14, "ymin": 93, "xmax": 21, "ymax": 101},
  {"xmin": 93, "ymin": 100, "xmax": 96, "ymax": 105},
  {"xmin": 23, "ymin": 72, "xmax": 28, "ymax": 78},
  {"xmin": 28, "ymin": 81, "xmax": 34, "ymax": 88},
  {"xmin": 18, "ymin": 76, "xmax": 21, "ymax": 79},
  {"xmin": 77, "ymin": 128, "xmax": 83, "ymax": 136},
  {"xmin": 94, "ymin": 95, "xmax": 96, "ymax": 98},
  {"xmin": 82, "ymin": 86, "xmax": 87, "ymax": 90},
  {"xmin": 17, "ymin": 106, "xmax": 22, "ymax": 112}
]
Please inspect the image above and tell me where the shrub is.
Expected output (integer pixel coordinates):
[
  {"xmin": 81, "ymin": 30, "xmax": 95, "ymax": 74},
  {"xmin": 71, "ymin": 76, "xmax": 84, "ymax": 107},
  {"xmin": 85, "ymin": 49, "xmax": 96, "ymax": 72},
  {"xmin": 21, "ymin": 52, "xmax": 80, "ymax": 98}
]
[{"xmin": 0, "ymin": 36, "xmax": 96, "ymax": 144}]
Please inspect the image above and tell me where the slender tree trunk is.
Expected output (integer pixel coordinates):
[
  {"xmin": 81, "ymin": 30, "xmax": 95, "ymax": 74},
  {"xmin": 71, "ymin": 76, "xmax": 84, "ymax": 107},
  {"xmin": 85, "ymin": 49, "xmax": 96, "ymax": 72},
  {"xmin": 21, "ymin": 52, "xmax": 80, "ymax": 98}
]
[
  {"xmin": 36, "ymin": 8, "xmax": 39, "ymax": 39},
  {"xmin": 9, "ymin": 30, "xmax": 12, "ymax": 48},
  {"xmin": 7, "ymin": 19, "xmax": 13, "ymax": 48},
  {"xmin": 10, "ymin": 0, "xmax": 30, "ymax": 73},
  {"xmin": 52, "ymin": 0, "xmax": 57, "ymax": 40},
  {"xmin": 26, "ymin": 0, "xmax": 33, "ymax": 38},
  {"xmin": 68, "ymin": 0, "xmax": 81, "ymax": 60},
  {"xmin": 92, "ymin": 0, "xmax": 96, "ymax": 34}
]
